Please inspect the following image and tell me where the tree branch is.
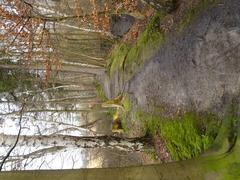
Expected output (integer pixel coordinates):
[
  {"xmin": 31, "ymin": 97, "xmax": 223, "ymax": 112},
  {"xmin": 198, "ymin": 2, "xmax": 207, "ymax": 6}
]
[{"xmin": 0, "ymin": 103, "xmax": 25, "ymax": 171}]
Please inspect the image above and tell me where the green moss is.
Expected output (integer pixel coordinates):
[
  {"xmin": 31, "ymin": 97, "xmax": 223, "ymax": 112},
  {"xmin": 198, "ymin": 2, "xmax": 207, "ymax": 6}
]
[
  {"xmin": 107, "ymin": 44, "xmax": 130, "ymax": 77},
  {"xmin": 124, "ymin": 16, "xmax": 165, "ymax": 80},
  {"xmin": 122, "ymin": 94, "xmax": 131, "ymax": 112},
  {"xmin": 121, "ymin": 117, "xmax": 129, "ymax": 132},
  {"xmin": 107, "ymin": 0, "xmax": 221, "ymax": 80},
  {"xmin": 159, "ymin": 113, "xmax": 215, "ymax": 160},
  {"xmin": 136, "ymin": 111, "xmax": 221, "ymax": 161},
  {"xmin": 209, "ymin": 99, "xmax": 240, "ymax": 155},
  {"xmin": 202, "ymin": 102, "xmax": 240, "ymax": 179},
  {"xmin": 94, "ymin": 82, "xmax": 108, "ymax": 101},
  {"xmin": 107, "ymin": 12, "xmax": 166, "ymax": 79},
  {"xmin": 106, "ymin": 107, "xmax": 116, "ymax": 119},
  {"xmin": 120, "ymin": 94, "xmax": 132, "ymax": 132}
]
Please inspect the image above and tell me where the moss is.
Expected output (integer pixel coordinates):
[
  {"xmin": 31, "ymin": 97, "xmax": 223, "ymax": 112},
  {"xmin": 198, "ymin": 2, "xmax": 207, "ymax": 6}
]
[
  {"xmin": 121, "ymin": 117, "xmax": 129, "ymax": 132},
  {"xmin": 159, "ymin": 113, "xmax": 216, "ymax": 160},
  {"xmin": 124, "ymin": 16, "xmax": 166, "ymax": 80},
  {"xmin": 122, "ymin": 94, "xmax": 131, "ymax": 112},
  {"xmin": 136, "ymin": 111, "xmax": 221, "ymax": 161},
  {"xmin": 226, "ymin": 163, "xmax": 240, "ymax": 179},
  {"xmin": 100, "ymin": 93, "xmax": 133, "ymax": 133},
  {"xmin": 120, "ymin": 94, "xmax": 132, "ymax": 132},
  {"xmin": 209, "ymin": 98, "xmax": 240, "ymax": 154},
  {"xmin": 107, "ymin": 0, "xmax": 221, "ymax": 81},
  {"xmin": 105, "ymin": 108, "xmax": 116, "ymax": 125},
  {"xmin": 107, "ymin": 12, "xmax": 166, "ymax": 79},
  {"xmin": 107, "ymin": 43, "xmax": 130, "ymax": 77},
  {"xmin": 94, "ymin": 82, "xmax": 108, "ymax": 102},
  {"xmin": 202, "ymin": 102, "xmax": 240, "ymax": 179}
]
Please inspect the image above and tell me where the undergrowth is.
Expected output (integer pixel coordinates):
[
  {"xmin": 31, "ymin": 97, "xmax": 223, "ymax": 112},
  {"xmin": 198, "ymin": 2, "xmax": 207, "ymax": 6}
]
[
  {"xmin": 94, "ymin": 84, "xmax": 132, "ymax": 133},
  {"xmin": 137, "ymin": 111, "xmax": 220, "ymax": 160},
  {"xmin": 94, "ymin": 82, "xmax": 108, "ymax": 102}
]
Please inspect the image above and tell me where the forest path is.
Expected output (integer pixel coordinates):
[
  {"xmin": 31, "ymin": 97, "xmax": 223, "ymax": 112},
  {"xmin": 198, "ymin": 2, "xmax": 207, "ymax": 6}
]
[{"xmin": 127, "ymin": 0, "xmax": 240, "ymax": 114}]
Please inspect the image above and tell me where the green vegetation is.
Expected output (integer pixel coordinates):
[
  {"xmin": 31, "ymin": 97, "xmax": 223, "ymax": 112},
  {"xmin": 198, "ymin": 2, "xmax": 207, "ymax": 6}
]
[
  {"xmin": 94, "ymin": 82, "xmax": 119, "ymax": 122},
  {"xmin": 116, "ymin": 94, "xmax": 132, "ymax": 132},
  {"xmin": 94, "ymin": 82, "xmax": 108, "ymax": 101},
  {"xmin": 94, "ymin": 85, "xmax": 133, "ymax": 132},
  {"xmin": 209, "ymin": 98, "xmax": 240, "ymax": 155},
  {"xmin": 0, "ymin": 76, "xmax": 17, "ymax": 92},
  {"xmin": 107, "ymin": 44, "xmax": 130, "ymax": 77},
  {"xmin": 158, "ymin": 113, "xmax": 218, "ymax": 160},
  {"xmin": 0, "ymin": 68, "xmax": 18, "ymax": 92},
  {"xmin": 143, "ymin": 149, "xmax": 158, "ymax": 161},
  {"xmin": 101, "ymin": 0, "xmax": 235, "ymax": 162},
  {"xmin": 136, "ymin": 111, "xmax": 221, "ymax": 160},
  {"xmin": 122, "ymin": 94, "xmax": 131, "ymax": 112},
  {"xmin": 107, "ymin": 12, "xmax": 166, "ymax": 79},
  {"xmin": 120, "ymin": 117, "xmax": 129, "ymax": 132},
  {"xmin": 0, "ymin": 68, "xmax": 42, "ymax": 93},
  {"xmin": 107, "ymin": 0, "xmax": 221, "ymax": 80},
  {"xmin": 106, "ymin": 107, "xmax": 116, "ymax": 119},
  {"xmin": 202, "ymin": 101, "xmax": 240, "ymax": 180}
]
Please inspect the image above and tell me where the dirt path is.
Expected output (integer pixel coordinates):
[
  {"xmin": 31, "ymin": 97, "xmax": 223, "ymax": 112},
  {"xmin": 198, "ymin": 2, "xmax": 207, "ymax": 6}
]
[{"xmin": 128, "ymin": 0, "xmax": 240, "ymax": 114}]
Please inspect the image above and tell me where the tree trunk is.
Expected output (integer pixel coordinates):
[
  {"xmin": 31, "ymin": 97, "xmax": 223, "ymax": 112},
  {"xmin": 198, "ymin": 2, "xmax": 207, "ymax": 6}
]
[
  {"xmin": 0, "ymin": 134, "xmax": 145, "ymax": 152},
  {"xmin": 0, "ymin": 136, "xmax": 239, "ymax": 179},
  {"xmin": 0, "ymin": 63, "xmax": 105, "ymax": 75},
  {"xmin": 0, "ymin": 130, "xmax": 239, "ymax": 179},
  {"xmin": 1, "ymin": 110, "xmax": 239, "ymax": 179}
]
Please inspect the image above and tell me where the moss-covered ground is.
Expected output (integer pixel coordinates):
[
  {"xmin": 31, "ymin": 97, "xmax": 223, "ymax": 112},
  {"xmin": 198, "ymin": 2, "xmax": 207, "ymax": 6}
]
[
  {"xmin": 106, "ymin": 12, "xmax": 166, "ymax": 80},
  {"xmin": 135, "ymin": 110, "xmax": 221, "ymax": 160}
]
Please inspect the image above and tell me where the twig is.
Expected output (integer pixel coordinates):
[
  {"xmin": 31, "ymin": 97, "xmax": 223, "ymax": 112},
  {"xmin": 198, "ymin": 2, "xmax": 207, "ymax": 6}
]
[
  {"xmin": 8, "ymin": 18, "xmax": 30, "ymax": 48},
  {"xmin": 0, "ymin": 103, "xmax": 25, "ymax": 171}
]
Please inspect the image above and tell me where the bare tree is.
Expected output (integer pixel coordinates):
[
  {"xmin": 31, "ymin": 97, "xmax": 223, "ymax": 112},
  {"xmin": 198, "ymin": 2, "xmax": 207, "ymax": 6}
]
[{"xmin": 0, "ymin": 102, "xmax": 25, "ymax": 171}]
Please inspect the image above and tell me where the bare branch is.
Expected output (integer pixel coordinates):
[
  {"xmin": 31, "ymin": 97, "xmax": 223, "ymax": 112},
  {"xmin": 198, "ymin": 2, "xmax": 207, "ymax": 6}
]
[{"xmin": 0, "ymin": 103, "xmax": 25, "ymax": 171}]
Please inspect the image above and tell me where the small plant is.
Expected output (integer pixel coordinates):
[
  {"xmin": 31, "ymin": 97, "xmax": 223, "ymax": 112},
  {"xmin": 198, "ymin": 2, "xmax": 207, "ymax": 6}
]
[{"xmin": 144, "ymin": 148, "xmax": 158, "ymax": 161}]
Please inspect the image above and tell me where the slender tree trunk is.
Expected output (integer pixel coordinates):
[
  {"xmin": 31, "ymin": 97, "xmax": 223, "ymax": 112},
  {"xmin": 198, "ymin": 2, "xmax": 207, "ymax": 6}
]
[
  {"xmin": 0, "ymin": 136, "xmax": 239, "ymax": 180},
  {"xmin": 0, "ymin": 129, "xmax": 239, "ymax": 179},
  {"xmin": 1, "ymin": 108, "xmax": 239, "ymax": 179},
  {"xmin": 0, "ymin": 63, "xmax": 105, "ymax": 75},
  {"xmin": 0, "ymin": 134, "xmax": 146, "ymax": 152}
]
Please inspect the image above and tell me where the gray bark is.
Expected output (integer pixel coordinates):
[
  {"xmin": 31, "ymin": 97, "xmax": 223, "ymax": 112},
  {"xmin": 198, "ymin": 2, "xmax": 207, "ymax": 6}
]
[{"xmin": 0, "ymin": 134, "xmax": 145, "ymax": 152}]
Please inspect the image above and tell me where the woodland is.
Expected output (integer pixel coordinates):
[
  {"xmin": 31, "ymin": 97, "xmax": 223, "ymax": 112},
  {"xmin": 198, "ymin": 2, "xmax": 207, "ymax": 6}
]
[{"xmin": 0, "ymin": 0, "xmax": 239, "ymax": 179}]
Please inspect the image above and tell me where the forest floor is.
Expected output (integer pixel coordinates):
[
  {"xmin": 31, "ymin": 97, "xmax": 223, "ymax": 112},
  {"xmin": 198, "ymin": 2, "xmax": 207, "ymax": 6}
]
[{"xmin": 98, "ymin": 0, "xmax": 240, "ymax": 162}]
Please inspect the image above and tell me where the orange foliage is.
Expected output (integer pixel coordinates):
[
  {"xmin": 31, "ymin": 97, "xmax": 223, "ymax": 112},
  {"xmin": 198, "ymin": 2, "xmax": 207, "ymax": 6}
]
[
  {"xmin": 0, "ymin": 0, "xmax": 57, "ymax": 86},
  {"xmin": 0, "ymin": 0, "xmax": 150, "ymax": 85}
]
